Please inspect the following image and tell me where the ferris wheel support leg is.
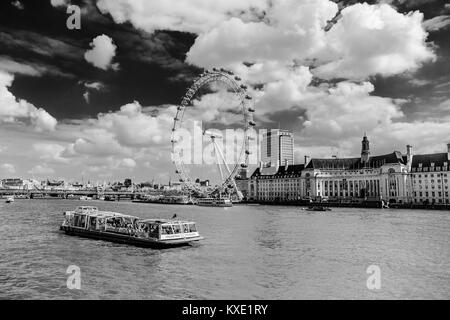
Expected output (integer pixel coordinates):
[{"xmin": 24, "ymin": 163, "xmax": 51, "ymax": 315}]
[
  {"xmin": 214, "ymin": 140, "xmax": 232, "ymax": 175},
  {"xmin": 212, "ymin": 141, "xmax": 225, "ymax": 182}
]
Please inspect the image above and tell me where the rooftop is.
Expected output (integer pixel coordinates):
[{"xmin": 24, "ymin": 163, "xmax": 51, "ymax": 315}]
[
  {"xmin": 305, "ymin": 152, "xmax": 406, "ymax": 170},
  {"xmin": 251, "ymin": 164, "xmax": 305, "ymax": 178},
  {"xmin": 411, "ymin": 153, "xmax": 449, "ymax": 168}
]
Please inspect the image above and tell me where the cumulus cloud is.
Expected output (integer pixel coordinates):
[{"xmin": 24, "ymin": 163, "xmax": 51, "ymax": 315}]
[
  {"xmin": 120, "ymin": 158, "xmax": 136, "ymax": 169},
  {"xmin": 84, "ymin": 35, "xmax": 119, "ymax": 70},
  {"xmin": 186, "ymin": 2, "xmax": 435, "ymax": 81},
  {"xmin": 0, "ymin": 71, "xmax": 57, "ymax": 131},
  {"xmin": 33, "ymin": 143, "xmax": 68, "ymax": 163},
  {"xmin": 93, "ymin": 0, "xmax": 444, "ymax": 163},
  {"xmin": 11, "ymin": 1, "xmax": 24, "ymax": 10},
  {"xmin": 6, "ymin": 0, "xmax": 441, "ymax": 179},
  {"xmin": 96, "ymin": 0, "xmax": 269, "ymax": 34},
  {"xmin": 295, "ymin": 81, "xmax": 450, "ymax": 158},
  {"xmin": 56, "ymin": 101, "xmax": 176, "ymax": 171},
  {"xmin": 28, "ymin": 164, "xmax": 55, "ymax": 175},
  {"xmin": 314, "ymin": 3, "xmax": 436, "ymax": 79},
  {"xmin": 186, "ymin": 0, "xmax": 338, "ymax": 69},
  {"xmin": 0, "ymin": 163, "xmax": 16, "ymax": 174}
]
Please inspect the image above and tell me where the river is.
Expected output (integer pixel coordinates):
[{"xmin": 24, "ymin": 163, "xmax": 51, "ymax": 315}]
[{"xmin": 0, "ymin": 199, "xmax": 449, "ymax": 299}]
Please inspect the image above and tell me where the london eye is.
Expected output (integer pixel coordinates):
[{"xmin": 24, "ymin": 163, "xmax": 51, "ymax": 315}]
[{"xmin": 171, "ymin": 68, "xmax": 255, "ymax": 200}]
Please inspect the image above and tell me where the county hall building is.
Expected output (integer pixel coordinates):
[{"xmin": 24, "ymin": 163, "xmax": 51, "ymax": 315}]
[{"xmin": 247, "ymin": 134, "xmax": 450, "ymax": 205}]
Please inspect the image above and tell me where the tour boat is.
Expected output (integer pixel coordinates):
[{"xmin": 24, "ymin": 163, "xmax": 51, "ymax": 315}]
[
  {"xmin": 5, "ymin": 196, "xmax": 14, "ymax": 203},
  {"xmin": 79, "ymin": 196, "xmax": 92, "ymax": 201},
  {"xmin": 196, "ymin": 197, "xmax": 233, "ymax": 207},
  {"xmin": 59, "ymin": 206, "xmax": 204, "ymax": 248}
]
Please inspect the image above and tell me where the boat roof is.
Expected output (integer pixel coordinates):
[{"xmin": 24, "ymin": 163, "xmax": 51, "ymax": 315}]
[
  {"xmin": 140, "ymin": 218, "xmax": 196, "ymax": 224},
  {"xmin": 68, "ymin": 207, "xmax": 193, "ymax": 223},
  {"xmin": 70, "ymin": 207, "xmax": 139, "ymax": 219}
]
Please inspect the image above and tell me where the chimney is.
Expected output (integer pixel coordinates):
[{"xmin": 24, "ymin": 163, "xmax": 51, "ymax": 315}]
[
  {"xmin": 304, "ymin": 155, "xmax": 311, "ymax": 166},
  {"xmin": 259, "ymin": 161, "xmax": 263, "ymax": 171},
  {"xmin": 447, "ymin": 143, "xmax": 450, "ymax": 161},
  {"xmin": 406, "ymin": 145, "xmax": 413, "ymax": 169},
  {"xmin": 284, "ymin": 158, "xmax": 289, "ymax": 170}
]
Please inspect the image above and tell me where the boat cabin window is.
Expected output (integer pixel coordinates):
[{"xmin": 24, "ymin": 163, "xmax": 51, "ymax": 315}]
[
  {"xmin": 89, "ymin": 217, "xmax": 96, "ymax": 229},
  {"xmin": 97, "ymin": 218, "xmax": 106, "ymax": 230},
  {"xmin": 172, "ymin": 224, "xmax": 181, "ymax": 234},
  {"xmin": 161, "ymin": 225, "xmax": 174, "ymax": 235},
  {"xmin": 73, "ymin": 214, "xmax": 87, "ymax": 228},
  {"xmin": 188, "ymin": 223, "xmax": 197, "ymax": 232},
  {"xmin": 183, "ymin": 224, "xmax": 189, "ymax": 233},
  {"xmin": 149, "ymin": 224, "xmax": 159, "ymax": 238}
]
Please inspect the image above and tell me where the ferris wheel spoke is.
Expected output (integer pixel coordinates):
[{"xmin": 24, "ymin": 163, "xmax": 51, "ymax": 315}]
[{"xmin": 213, "ymin": 139, "xmax": 232, "ymax": 176}]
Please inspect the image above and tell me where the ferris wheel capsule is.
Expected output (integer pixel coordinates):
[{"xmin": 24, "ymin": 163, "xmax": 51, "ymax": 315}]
[
  {"xmin": 249, "ymin": 121, "xmax": 256, "ymax": 126},
  {"xmin": 248, "ymin": 107, "xmax": 255, "ymax": 112}
]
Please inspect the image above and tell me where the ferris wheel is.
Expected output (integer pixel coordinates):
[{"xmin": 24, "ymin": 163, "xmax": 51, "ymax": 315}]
[{"xmin": 171, "ymin": 68, "xmax": 256, "ymax": 199}]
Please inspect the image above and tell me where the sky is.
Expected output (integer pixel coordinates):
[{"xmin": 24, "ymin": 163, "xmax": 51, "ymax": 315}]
[{"xmin": 0, "ymin": 0, "xmax": 449, "ymax": 183}]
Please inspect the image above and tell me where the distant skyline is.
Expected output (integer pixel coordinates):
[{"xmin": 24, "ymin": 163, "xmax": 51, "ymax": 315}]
[{"xmin": 1, "ymin": 0, "xmax": 450, "ymax": 181}]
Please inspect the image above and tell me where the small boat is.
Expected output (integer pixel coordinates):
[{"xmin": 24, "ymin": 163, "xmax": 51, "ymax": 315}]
[
  {"xmin": 305, "ymin": 206, "xmax": 331, "ymax": 212},
  {"xmin": 5, "ymin": 196, "xmax": 14, "ymax": 203},
  {"xmin": 60, "ymin": 206, "xmax": 204, "ymax": 248},
  {"xmin": 196, "ymin": 197, "xmax": 233, "ymax": 207},
  {"xmin": 159, "ymin": 195, "xmax": 192, "ymax": 205},
  {"xmin": 79, "ymin": 196, "xmax": 92, "ymax": 201}
]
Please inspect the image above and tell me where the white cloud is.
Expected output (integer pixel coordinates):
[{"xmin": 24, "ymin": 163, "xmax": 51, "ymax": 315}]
[
  {"xmin": 295, "ymin": 81, "xmax": 450, "ymax": 158},
  {"xmin": 0, "ymin": 71, "xmax": 57, "ymax": 131},
  {"xmin": 33, "ymin": 143, "xmax": 68, "ymax": 163},
  {"xmin": 28, "ymin": 164, "xmax": 55, "ymax": 175},
  {"xmin": 92, "ymin": 102, "xmax": 176, "ymax": 148},
  {"xmin": 11, "ymin": 1, "xmax": 24, "ymax": 10},
  {"xmin": 96, "ymin": 0, "xmax": 269, "ymax": 34},
  {"xmin": 120, "ymin": 158, "xmax": 136, "ymax": 169},
  {"xmin": 83, "ymin": 91, "xmax": 90, "ymax": 103},
  {"xmin": 84, "ymin": 81, "xmax": 104, "ymax": 90},
  {"xmin": 423, "ymin": 15, "xmax": 450, "ymax": 31},
  {"xmin": 1, "ymin": 163, "xmax": 16, "ymax": 174},
  {"xmin": 186, "ymin": 0, "xmax": 338, "ymax": 69},
  {"xmin": 0, "ymin": 58, "xmax": 43, "ymax": 76},
  {"xmin": 84, "ymin": 35, "xmax": 119, "ymax": 70},
  {"xmin": 314, "ymin": 3, "xmax": 436, "ymax": 80},
  {"xmin": 50, "ymin": 0, "xmax": 69, "ymax": 7}
]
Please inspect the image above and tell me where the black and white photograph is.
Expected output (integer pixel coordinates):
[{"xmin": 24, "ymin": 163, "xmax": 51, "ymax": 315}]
[{"xmin": 0, "ymin": 0, "xmax": 449, "ymax": 306}]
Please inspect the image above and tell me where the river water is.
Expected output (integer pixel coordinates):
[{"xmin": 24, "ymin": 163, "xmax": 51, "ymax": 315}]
[{"xmin": 0, "ymin": 199, "xmax": 449, "ymax": 299}]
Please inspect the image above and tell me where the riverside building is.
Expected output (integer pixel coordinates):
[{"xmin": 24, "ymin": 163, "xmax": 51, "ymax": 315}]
[
  {"xmin": 410, "ymin": 144, "xmax": 450, "ymax": 205},
  {"xmin": 248, "ymin": 134, "xmax": 450, "ymax": 205},
  {"xmin": 261, "ymin": 129, "xmax": 294, "ymax": 167}
]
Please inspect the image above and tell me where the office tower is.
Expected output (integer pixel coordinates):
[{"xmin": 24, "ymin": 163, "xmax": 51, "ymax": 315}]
[{"xmin": 261, "ymin": 129, "xmax": 294, "ymax": 167}]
